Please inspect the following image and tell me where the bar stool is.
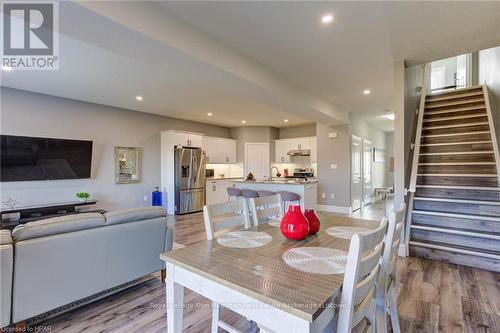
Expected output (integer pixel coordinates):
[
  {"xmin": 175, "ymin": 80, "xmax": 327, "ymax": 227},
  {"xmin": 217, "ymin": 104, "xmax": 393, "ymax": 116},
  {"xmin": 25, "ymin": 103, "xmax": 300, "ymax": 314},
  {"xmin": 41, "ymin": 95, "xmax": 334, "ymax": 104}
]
[
  {"xmin": 241, "ymin": 189, "xmax": 259, "ymax": 217},
  {"xmin": 226, "ymin": 187, "xmax": 243, "ymax": 202},
  {"xmin": 258, "ymin": 190, "xmax": 276, "ymax": 197},
  {"xmin": 277, "ymin": 191, "xmax": 301, "ymax": 212}
]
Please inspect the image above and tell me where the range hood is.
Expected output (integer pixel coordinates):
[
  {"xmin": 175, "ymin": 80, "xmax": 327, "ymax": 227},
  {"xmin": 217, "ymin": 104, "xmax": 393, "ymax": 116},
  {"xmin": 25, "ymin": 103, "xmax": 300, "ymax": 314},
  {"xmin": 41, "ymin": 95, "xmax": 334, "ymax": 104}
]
[{"xmin": 287, "ymin": 149, "xmax": 311, "ymax": 156}]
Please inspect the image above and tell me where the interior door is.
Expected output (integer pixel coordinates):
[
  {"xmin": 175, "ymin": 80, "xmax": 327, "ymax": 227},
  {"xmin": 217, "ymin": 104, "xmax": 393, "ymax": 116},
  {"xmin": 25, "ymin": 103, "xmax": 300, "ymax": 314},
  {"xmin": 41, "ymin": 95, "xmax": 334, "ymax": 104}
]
[
  {"xmin": 245, "ymin": 143, "xmax": 270, "ymax": 180},
  {"xmin": 351, "ymin": 136, "xmax": 362, "ymax": 212},
  {"xmin": 363, "ymin": 139, "xmax": 373, "ymax": 206}
]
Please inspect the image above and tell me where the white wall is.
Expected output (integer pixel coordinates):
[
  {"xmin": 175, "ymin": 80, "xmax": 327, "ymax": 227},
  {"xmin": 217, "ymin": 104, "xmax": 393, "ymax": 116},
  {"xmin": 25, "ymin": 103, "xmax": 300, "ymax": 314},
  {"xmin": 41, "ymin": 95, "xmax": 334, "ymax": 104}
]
[
  {"xmin": 0, "ymin": 88, "xmax": 230, "ymax": 211},
  {"xmin": 385, "ymin": 132, "xmax": 394, "ymax": 187},
  {"xmin": 479, "ymin": 46, "xmax": 500, "ymax": 144}
]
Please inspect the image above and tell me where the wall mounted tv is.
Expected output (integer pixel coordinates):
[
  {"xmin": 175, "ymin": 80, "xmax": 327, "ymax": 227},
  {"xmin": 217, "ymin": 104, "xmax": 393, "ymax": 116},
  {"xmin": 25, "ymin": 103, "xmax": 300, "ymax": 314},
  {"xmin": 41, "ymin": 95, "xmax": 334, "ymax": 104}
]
[{"xmin": 1, "ymin": 135, "xmax": 93, "ymax": 182}]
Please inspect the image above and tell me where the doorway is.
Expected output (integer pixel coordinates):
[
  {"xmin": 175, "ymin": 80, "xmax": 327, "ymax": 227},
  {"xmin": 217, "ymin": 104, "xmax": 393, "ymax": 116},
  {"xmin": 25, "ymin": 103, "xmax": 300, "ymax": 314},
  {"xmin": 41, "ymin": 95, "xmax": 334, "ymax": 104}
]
[
  {"xmin": 351, "ymin": 136, "xmax": 374, "ymax": 212},
  {"xmin": 244, "ymin": 143, "xmax": 270, "ymax": 180}
]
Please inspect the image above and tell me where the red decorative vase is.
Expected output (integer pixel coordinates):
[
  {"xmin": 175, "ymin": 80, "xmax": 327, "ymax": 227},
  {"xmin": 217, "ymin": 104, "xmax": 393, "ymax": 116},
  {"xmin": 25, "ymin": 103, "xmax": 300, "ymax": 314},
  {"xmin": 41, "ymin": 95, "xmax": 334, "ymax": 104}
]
[
  {"xmin": 304, "ymin": 209, "xmax": 320, "ymax": 235},
  {"xmin": 280, "ymin": 205, "xmax": 310, "ymax": 240}
]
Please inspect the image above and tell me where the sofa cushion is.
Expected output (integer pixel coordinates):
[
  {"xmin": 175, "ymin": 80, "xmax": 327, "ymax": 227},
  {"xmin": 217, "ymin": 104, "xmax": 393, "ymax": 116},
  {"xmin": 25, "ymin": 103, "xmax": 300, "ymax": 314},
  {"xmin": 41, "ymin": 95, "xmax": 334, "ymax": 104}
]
[
  {"xmin": 104, "ymin": 207, "xmax": 166, "ymax": 225},
  {"xmin": 0, "ymin": 230, "xmax": 12, "ymax": 245},
  {"xmin": 12, "ymin": 213, "xmax": 105, "ymax": 241}
]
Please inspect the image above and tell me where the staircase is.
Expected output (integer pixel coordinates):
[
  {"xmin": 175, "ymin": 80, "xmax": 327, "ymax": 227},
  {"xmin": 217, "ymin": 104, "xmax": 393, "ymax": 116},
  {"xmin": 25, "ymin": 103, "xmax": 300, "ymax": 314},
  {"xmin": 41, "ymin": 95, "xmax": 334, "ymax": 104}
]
[{"xmin": 408, "ymin": 85, "xmax": 500, "ymax": 272}]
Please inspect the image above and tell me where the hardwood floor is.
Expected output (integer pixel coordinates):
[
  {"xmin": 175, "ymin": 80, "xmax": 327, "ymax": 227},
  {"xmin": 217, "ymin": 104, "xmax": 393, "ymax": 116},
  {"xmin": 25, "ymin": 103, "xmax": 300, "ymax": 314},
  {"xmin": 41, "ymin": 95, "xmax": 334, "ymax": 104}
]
[{"xmin": 36, "ymin": 211, "xmax": 500, "ymax": 333}]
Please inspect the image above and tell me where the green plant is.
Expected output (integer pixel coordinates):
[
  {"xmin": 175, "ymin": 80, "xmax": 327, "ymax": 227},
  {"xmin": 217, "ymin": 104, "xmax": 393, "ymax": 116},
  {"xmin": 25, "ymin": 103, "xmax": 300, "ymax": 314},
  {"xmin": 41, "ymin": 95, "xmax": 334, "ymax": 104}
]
[{"xmin": 76, "ymin": 192, "xmax": 90, "ymax": 199}]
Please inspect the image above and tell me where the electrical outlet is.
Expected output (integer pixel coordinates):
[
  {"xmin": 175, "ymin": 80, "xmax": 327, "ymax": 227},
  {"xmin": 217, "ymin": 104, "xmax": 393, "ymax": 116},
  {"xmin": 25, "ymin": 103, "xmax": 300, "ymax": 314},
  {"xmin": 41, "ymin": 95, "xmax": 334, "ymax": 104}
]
[
  {"xmin": 143, "ymin": 195, "xmax": 148, "ymax": 201},
  {"xmin": 330, "ymin": 164, "xmax": 337, "ymax": 169},
  {"xmin": 330, "ymin": 194, "xmax": 335, "ymax": 199},
  {"xmin": 321, "ymin": 193, "xmax": 326, "ymax": 198}
]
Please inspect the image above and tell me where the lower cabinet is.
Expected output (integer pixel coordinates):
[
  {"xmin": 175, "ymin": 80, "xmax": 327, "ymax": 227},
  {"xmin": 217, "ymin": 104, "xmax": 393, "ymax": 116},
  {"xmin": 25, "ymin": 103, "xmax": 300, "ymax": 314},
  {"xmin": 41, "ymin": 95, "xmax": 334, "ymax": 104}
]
[{"xmin": 206, "ymin": 181, "xmax": 234, "ymax": 205}]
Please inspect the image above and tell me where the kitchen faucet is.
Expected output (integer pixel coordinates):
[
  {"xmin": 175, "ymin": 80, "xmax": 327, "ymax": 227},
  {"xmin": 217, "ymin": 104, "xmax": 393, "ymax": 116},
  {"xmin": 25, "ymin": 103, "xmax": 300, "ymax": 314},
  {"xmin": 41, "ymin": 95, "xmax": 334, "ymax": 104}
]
[{"xmin": 270, "ymin": 166, "xmax": 280, "ymax": 182}]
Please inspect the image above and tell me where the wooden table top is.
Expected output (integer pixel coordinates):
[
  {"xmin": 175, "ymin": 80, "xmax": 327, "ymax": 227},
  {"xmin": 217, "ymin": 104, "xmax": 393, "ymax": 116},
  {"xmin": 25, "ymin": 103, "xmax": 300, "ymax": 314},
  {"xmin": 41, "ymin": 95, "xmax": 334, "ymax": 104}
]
[{"xmin": 160, "ymin": 213, "xmax": 379, "ymax": 322}]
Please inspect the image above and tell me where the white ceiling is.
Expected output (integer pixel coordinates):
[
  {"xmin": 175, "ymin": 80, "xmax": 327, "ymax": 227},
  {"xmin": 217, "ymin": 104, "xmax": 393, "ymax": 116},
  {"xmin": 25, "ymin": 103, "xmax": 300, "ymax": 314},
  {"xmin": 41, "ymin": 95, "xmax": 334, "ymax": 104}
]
[{"xmin": 2, "ymin": 1, "xmax": 500, "ymax": 132}]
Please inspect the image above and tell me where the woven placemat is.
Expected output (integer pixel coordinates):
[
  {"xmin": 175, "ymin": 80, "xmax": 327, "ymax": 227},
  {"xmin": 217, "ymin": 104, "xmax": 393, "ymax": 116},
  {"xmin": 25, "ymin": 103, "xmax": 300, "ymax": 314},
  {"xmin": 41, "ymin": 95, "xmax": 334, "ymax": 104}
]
[
  {"xmin": 282, "ymin": 247, "xmax": 348, "ymax": 275},
  {"xmin": 268, "ymin": 219, "xmax": 281, "ymax": 227},
  {"xmin": 325, "ymin": 226, "xmax": 372, "ymax": 239},
  {"xmin": 217, "ymin": 231, "xmax": 273, "ymax": 248}
]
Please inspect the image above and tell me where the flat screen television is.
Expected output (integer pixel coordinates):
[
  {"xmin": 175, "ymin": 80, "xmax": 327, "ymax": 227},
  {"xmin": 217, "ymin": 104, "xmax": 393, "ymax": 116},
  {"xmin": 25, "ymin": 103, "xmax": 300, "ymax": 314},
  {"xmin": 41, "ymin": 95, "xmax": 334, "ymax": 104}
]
[{"xmin": 1, "ymin": 135, "xmax": 93, "ymax": 182}]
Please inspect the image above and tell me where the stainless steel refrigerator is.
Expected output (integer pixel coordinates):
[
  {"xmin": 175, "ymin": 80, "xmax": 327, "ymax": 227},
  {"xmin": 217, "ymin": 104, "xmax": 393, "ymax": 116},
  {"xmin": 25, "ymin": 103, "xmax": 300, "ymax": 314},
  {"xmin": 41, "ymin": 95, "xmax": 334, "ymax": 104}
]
[{"xmin": 174, "ymin": 146, "xmax": 206, "ymax": 214}]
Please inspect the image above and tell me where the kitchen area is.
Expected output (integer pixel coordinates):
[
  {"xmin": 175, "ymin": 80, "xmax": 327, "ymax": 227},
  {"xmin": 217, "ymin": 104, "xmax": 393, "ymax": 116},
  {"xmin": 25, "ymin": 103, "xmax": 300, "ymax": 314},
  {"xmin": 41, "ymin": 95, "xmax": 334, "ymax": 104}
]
[{"xmin": 160, "ymin": 126, "xmax": 318, "ymax": 215}]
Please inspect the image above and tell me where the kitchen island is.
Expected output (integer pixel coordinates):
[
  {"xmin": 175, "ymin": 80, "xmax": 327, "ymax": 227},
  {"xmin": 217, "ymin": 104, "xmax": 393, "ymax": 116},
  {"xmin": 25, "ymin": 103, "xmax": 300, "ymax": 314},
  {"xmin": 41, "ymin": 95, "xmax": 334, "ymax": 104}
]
[{"xmin": 233, "ymin": 179, "xmax": 317, "ymax": 210}]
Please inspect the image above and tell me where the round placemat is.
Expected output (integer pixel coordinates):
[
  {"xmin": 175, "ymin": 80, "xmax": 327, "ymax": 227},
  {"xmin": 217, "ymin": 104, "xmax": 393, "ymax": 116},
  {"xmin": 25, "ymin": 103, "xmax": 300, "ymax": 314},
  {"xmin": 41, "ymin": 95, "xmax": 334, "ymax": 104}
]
[
  {"xmin": 268, "ymin": 219, "xmax": 281, "ymax": 227},
  {"xmin": 217, "ymin": 231, "xmax": 273, "ymax": 248},
  {"xmin": 325, "ymin": 226, "xmax": 372, "ymax": 239},
  {"xmin": 283, "ymin": 247, "xmax": 347, "ymax": 275}
]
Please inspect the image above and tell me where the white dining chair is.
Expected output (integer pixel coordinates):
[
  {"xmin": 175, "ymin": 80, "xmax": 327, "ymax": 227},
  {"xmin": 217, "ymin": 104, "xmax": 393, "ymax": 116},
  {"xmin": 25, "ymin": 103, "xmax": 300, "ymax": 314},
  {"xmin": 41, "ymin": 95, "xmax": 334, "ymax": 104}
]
[
  {"xmin": 335, "ymin": 218, "xmax": 388, "ymax": 333},
  {"xmin": 249, "ymin": 194, "xmax": 283, "ymax": 226},
  {"xmin": 203, "ymin": 200, "xmax": 250, "ymax": 241},
  {"xmin": 376, "ymin": 204, "xmax": 406, "ymax": 333},
  {"xmin": 203, "ymin": 201, "xmax": 252, "ymax": 333}
]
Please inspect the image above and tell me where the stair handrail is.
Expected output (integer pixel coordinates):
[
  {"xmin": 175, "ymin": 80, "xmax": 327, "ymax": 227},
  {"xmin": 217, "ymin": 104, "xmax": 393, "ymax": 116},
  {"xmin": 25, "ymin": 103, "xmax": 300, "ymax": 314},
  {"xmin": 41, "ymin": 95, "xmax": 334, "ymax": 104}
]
[
  {"xmin": 482, "ymin": 85, "xmax": 500, "ymax": 185},
  {"xmin": 408, "ymin": 63, "xmax": 431, "ymax": 193}
]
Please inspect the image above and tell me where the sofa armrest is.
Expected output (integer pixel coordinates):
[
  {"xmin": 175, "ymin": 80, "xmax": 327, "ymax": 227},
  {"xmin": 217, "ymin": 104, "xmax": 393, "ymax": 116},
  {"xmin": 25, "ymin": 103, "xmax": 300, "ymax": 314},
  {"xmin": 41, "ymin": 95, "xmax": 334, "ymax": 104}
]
[{"xmin": 164, "ymin": 226, "xmax": 173, "ymax": 252}]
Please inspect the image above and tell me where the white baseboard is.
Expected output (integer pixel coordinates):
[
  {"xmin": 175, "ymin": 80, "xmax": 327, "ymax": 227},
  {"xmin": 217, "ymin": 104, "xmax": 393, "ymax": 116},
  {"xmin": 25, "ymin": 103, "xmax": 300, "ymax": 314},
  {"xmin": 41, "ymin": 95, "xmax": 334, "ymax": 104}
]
[
  {"xmin": 398, "ymin": 243, "xmax": 407, "ymax": 257},
  {"xmin": 316, "ymin": 204, "xmax": 351, "ymax": 215}
]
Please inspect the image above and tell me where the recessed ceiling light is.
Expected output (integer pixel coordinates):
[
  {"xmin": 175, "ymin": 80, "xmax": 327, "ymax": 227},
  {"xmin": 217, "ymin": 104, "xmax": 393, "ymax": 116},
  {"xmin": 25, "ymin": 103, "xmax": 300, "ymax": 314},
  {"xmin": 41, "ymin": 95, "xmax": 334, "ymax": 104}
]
[
  {"xmin": 363, "ymin": 90, "xmax": 371, "ymax": 95},
  {"xmin": 321, "ymin": 14, "xmax": 334, "ymax": 24},
  {"xmin": 207, "ymin": 112, "xmax": 213, "ymax": 116},
  {"xmin": 136, "ymin": 96, "xmax": 143, "ymax": 101},
  {"xmin": 284, "ymin": 119, "xmax": 289, "ymax": 123},
  {"xmin": 241, "ymin": 120, "xmax": 247, "ymax": 124},
  {"xmin": 384, "ymin": 113, "xmax": 395, "ymax": 120},
  {"xmin": 2, "ymin": 66, "xmax": 12, "ymax": 71}
]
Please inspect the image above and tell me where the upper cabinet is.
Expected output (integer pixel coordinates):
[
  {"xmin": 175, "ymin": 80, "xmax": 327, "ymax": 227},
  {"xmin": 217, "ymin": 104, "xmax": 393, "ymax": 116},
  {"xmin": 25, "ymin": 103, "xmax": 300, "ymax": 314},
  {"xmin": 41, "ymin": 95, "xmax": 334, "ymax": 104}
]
[
  {"xmin": 163, "ymin": 130, "xmax": 203, "ymax": 148},
  {"xmin": 274, "ymin": 136, "xmax": 317, "ymax": 163},
  {"xmin": 203, "ymin": 136, "xmax": 237, "ymax": 164}
]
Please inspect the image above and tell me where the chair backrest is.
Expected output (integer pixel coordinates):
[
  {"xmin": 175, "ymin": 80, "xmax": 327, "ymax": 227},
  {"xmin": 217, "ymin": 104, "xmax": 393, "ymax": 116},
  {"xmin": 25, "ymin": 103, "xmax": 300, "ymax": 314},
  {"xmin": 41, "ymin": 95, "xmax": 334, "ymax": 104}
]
[
  {"xmin": 381, "ymin": 204, "xmax": 406, "ymax": 282},
  {"xmin": 249, "ymin": 194, "xmax": 283, "ymax": 226},
  {"xmin": 203, "ymin": 200, "xmax": 250, "ymax": 240},
  {"xmin": 337, "ymin": 219, "xmax": 388, "ymax": 332}
]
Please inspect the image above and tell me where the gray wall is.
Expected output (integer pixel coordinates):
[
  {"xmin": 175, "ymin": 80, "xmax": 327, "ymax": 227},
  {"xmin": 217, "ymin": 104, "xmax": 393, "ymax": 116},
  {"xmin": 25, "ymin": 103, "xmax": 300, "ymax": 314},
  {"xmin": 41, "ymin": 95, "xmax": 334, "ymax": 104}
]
[
  {"xmin": 349, "ymin": 115, "xmax": 388, "ymax": 191},
  {"xmin": 230, "ymin": 126, "xmax": 277, "ymax": 163},
  {"xmin": 278, "ymin": 124, "xmax": 316, "ymax": 139},
  {"xmin": 479, "ymin": 46, "xmax": 500, "ymax": 143},
  {"xmin": 1, "ymin": 87, "xmax": 230, "ymax": 210},
  {"xmin": 385, "ymin": 132, "xmax": 394, "ymax": 187},
  {"xmin": 316, "ymin": 123, "xmax": 350, "ymax": 207}
]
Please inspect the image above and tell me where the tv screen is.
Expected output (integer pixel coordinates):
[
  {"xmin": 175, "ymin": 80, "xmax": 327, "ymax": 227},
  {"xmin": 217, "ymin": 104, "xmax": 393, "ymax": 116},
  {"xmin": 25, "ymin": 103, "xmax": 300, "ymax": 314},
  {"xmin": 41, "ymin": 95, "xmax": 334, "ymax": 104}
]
[{"xmin": 1, "ymin": 135, "xmax": 93, "ymax": 182}]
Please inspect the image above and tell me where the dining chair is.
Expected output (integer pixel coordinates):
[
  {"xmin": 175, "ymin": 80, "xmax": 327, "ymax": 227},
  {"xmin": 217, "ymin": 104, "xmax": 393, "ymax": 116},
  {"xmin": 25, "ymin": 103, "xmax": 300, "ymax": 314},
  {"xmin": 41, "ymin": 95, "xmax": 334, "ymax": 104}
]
[
  {"xmin": 202, "ymin": 201, "xmax": 252, "ymax": 333},
  {"xmin": 203, "ymin": 200, "xmax": 250, "ymax": 241},
  {"xmin": 249, "ymin": 194, "xmax": 283, "ymax": 226},
  {"xmin": 336, "ymin": 218, "xmax": 388, "ymax": 333},
  {"xmin": 376, "ymin": 204, "xmax": 406, "ymax": 333}
]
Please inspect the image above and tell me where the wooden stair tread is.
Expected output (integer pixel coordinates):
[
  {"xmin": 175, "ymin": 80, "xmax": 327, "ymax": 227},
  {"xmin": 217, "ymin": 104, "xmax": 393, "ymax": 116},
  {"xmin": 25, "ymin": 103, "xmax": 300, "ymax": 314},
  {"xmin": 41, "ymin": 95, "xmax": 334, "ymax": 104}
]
[
  {"xmin": 416, "ymin": 184, "xmax": 500, "ymax": 190},
  {"xmin": 418, "ymin": 162, "xmax": 495, "ymax": 165},
  {"xmin": 409, "ymin": 240, "xmax": 500, "ymax": 259},
  {"xmin": 425, "ymin": 97, "xmax": 485, "ymax": 109},
  {"xmin": 412, "ymin": 209, "xmax": 500, "ymax": 221},
  {"xmin": 414, "ymin": 196, "xmax": 500, "ymax": 205},
  {"xmin": 425, "ymin": 106, "xmax": 486, "ymax": 116},
  {"xmin": 420, "ymin": 140, "xmax": 492, "ymax": 146},
  {"xmin": 411, "ymin": 224, "xmax": 500, "ymax": 240},
  {"xmin": 419, "ymin": 151, "xmax": 493, "ymax": 155},
  {"xmin": 422, "ymin": 121, "xmax": 489, "ymax": 130},
  {"xmin": 421, "ymin": 131, "xmax": 491, "ymax": 138},
  {"xmin": 423, "ymin": 113, "xmax": 487, "ymax": 122},
  {"xmin": 426, "ymin": 91, "xmax": 484, "ymax": 102}
]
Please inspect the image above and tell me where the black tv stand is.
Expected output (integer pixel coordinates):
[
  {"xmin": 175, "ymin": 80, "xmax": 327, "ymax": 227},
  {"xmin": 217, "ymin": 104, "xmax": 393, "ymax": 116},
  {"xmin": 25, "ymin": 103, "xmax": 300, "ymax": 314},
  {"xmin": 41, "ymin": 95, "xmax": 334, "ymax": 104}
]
[{"xmin": 0, "ymin": 200, "xmax": 104, "ymax": 230}]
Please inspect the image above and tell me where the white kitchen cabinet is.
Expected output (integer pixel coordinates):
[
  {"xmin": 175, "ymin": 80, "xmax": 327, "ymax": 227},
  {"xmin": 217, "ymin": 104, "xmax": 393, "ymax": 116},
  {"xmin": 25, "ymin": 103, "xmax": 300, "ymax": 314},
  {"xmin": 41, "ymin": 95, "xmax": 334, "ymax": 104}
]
[
  {"xmin": 203, "ymin": 136, "xmax": 237, "ymax": 163},
  {"xmin": 164, "ymin": 130, "xmax": 203, "ymax": 148},
  {"xmin": 206, "ymin": 180, "xmax": 233, "ymax": 204},
  {"xmin": 275, "ymin": 136, "xmax": 317, "ymax": 163},
  {"xmin": 275, "ymin": 139, "xmax": 291, "ymax": 163}
]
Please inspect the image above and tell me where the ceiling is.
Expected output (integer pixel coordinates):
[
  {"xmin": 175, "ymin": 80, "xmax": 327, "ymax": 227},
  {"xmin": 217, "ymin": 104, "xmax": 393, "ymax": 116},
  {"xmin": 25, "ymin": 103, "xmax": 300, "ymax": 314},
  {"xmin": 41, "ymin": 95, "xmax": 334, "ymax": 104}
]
[{"xmin": 2, "ymin": 1, "xmax": 500, "ymax": 132}]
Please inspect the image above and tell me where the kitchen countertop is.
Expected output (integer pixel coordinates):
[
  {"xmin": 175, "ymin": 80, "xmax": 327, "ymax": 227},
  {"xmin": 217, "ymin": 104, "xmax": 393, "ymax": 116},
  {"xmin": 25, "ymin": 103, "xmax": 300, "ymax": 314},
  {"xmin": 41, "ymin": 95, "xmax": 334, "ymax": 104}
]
[
  {"xmin": 232, "ymin": 179, "xmax": 318, "ymax": 185},
  {"xmin": 207, "ymin": 177, "xmax": 244, "ymax": 181}
]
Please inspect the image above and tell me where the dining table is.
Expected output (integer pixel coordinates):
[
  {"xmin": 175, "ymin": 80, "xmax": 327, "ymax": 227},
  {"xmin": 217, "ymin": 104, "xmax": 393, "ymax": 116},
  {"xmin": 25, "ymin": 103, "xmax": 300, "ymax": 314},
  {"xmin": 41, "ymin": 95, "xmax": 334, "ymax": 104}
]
[{"xmin": 159, "ymin": 213, "xmax": 379, "ymax": 333}]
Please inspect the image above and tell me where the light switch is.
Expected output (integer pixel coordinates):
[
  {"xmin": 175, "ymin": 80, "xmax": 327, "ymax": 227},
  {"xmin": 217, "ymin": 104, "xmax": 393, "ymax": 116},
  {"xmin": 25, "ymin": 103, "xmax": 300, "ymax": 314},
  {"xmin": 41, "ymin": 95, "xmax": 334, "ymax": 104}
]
[
  {"xmin": 321, "ymin": 193, "xmax": 326, "ymax": 198},
  {"xmin": 330, "ymin": 164, "xmax": 337, "ymax": 169}
]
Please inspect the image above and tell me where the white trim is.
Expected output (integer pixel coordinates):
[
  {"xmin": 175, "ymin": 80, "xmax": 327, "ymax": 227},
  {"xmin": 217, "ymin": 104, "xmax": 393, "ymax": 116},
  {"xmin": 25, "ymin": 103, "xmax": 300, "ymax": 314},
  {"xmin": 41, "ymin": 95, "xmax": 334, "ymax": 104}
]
[
  {"xmin": 421, "ymin": 131, "xmax": 490, "ymax": 138},
  {"xmin": 414, "ymin": 196, "xmax": 500, "ymax": 205},
  {"xmin": 316, "ymin": 204, "xmax": 351, "ymax": 215},
  {"xmin": 412, "ymin": 209, "xmax": 500, "ymax": 221},
  {"xmin": 418, "ymin": 162, "xmax": 495, "ymax": 166},
  {"xmin": 421, "ymin": 140, "xmax": 492, "ymax": 146},
  {"xmin": 411, "ymin": 224, "xmax": 500, "ymax": 240},
  {"xmin": 482, "ymin": 85, "xmax": 500, "ymax": 185},
  {"xmin": 423, "ymin": 113, "xmax": 487, "ymax": 122},
  {"xmin": 417, "ymin": 173, "xmax": 497, "ymax": 177},
  {"xmin": 416, "ymin": 185, "xmax": 500, "ymax": 190},
  {"xmin": 425, "ymin": 106, "xmax": 486, "ymax": 116},
  {"xmin": 409, "ymin": 241, "xmax": 500, "ymax": 260},
  {"xmin": 398, "ymin": 243, "xmax": 406, "ymax": 257},
  {"xmin": 419, "ymin": 151, "xmax": 493, "ymax": 155},
  {"xmin": 423, "ymin": 122, "xmax": 488, "ymax": 130}
]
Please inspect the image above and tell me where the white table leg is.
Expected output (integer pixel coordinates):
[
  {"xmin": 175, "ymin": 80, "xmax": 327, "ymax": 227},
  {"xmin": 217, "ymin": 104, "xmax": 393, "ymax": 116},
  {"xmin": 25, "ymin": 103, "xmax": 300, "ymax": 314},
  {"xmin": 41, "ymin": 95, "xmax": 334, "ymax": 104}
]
[{"xmin": 166, "ymin": 263, "xmax": 184, "ymax": 333}]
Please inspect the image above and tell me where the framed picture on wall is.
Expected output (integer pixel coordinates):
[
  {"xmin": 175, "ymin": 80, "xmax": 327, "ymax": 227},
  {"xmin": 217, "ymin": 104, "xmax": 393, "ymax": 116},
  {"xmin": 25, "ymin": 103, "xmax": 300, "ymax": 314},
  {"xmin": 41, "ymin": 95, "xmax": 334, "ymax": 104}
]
[
  {"xmin": 373, "ymin": 147, "xmax": 386, "ymax": 163},
  {"xmin": 115, "ymin": 146, "xmax": 142, "ymax": 184}
]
